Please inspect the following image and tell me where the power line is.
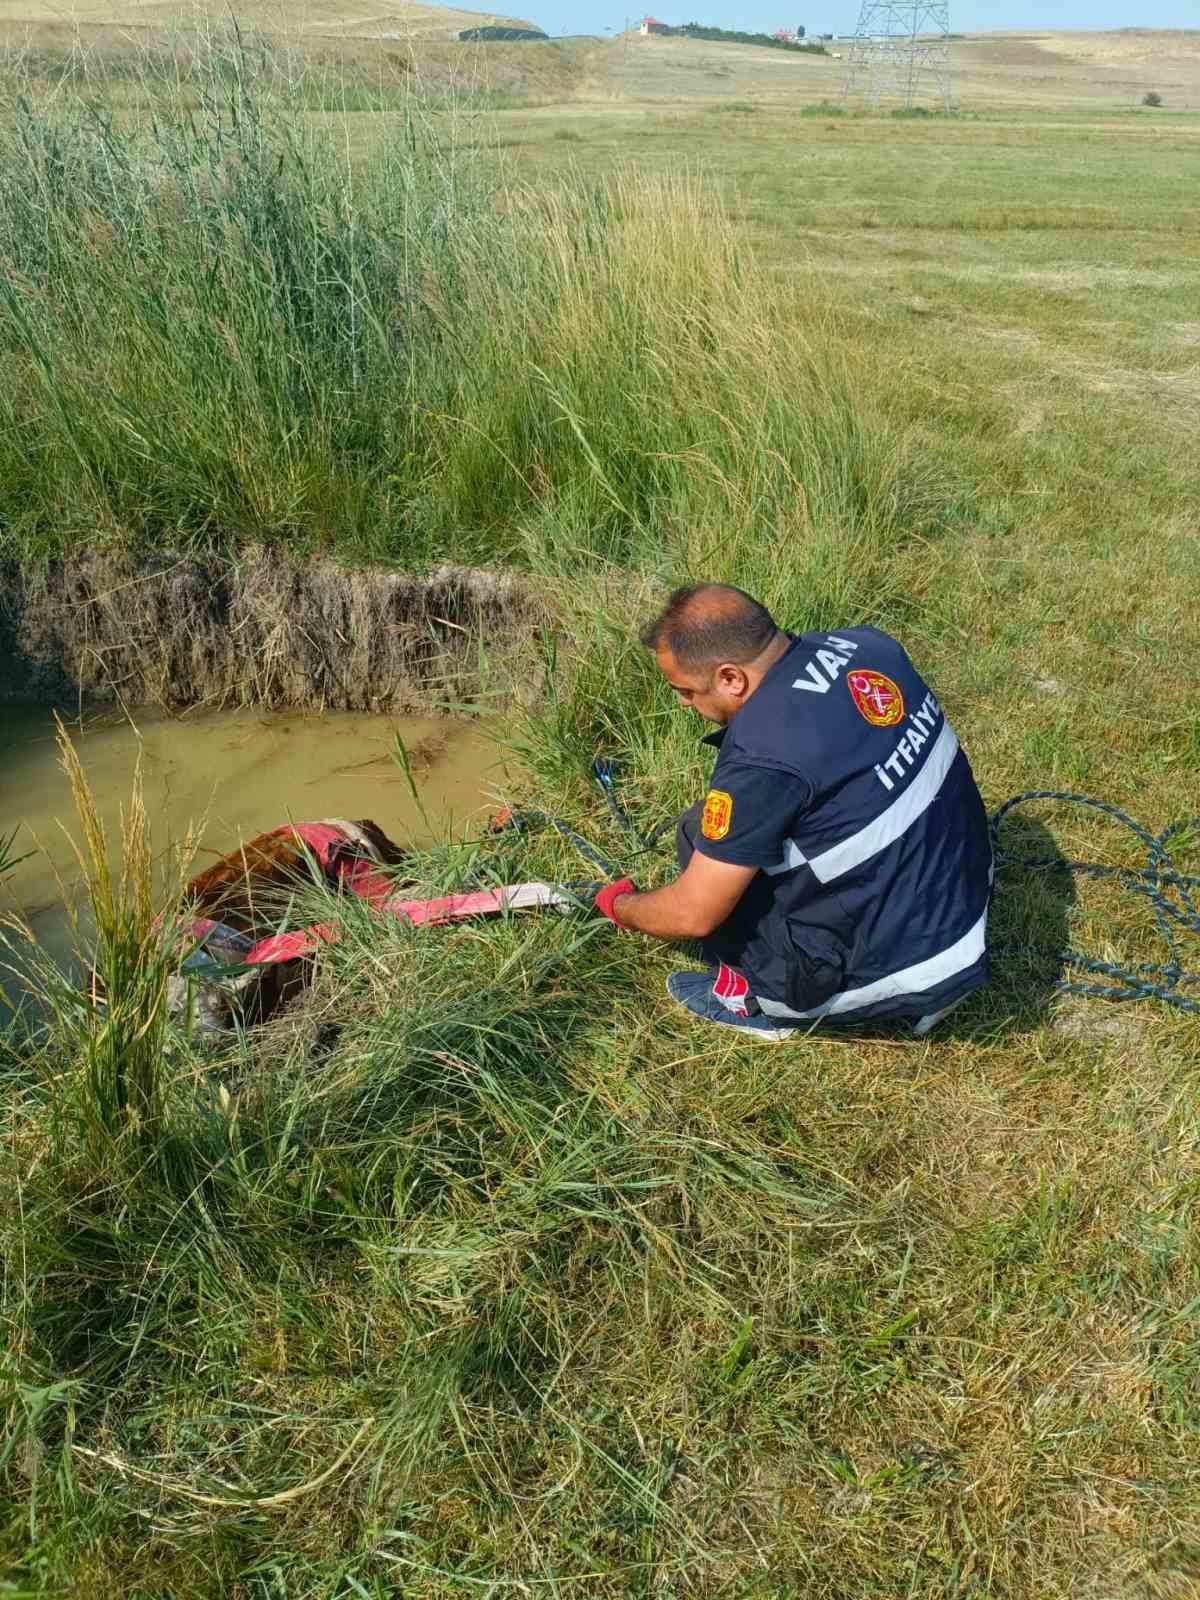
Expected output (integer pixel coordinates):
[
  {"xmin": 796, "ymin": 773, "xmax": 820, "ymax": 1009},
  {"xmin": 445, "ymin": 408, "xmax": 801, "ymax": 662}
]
[{"xmin": 842, "ymin": 1, "xmax": 952, "ymax": 112}]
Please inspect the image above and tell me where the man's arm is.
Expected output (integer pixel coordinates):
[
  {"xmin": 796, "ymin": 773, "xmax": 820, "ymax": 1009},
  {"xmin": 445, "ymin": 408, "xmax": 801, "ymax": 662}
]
[{"xmin": 611, "ymin": 851, "xmax": 757, "ymax": 940}]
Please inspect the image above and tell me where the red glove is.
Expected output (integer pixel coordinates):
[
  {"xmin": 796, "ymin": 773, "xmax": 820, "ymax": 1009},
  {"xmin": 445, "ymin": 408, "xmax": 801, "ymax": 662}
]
[{"xmin": 594, "ymin": 878, "xmax": 636, "ymax": 928}]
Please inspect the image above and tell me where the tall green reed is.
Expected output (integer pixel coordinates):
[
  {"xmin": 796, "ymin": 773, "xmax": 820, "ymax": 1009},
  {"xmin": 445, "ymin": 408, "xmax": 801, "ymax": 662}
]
[
  {"xmin": 47, "ymin": 722, "xmax": 192, "ymax": 1151},
  {"xmin": 0, "ymin": 827, "xmax": 31, "ymax": 878},
  {"xmin": 0, "ymin": 32, "xmax": 964, "ymax": 571},
  {"xmin": 0, "ymin": 31, "xmax": 491, "ymax": 557}
]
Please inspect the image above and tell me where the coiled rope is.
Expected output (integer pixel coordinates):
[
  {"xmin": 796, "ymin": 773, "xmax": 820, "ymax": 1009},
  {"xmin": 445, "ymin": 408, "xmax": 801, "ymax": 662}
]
[
  {"xmin": 990, "ymin": 791, "xmax": 1200, "ymax": 1014},
  {"xmin": 497, "ymin": 767, "xmax": 1200, "ymax": 1015}
]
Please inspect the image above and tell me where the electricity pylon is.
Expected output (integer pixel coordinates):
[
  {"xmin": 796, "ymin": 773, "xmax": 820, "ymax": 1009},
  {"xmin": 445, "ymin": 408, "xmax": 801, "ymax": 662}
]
[{"xmin": 841, "ymin": 1, "xmax": 952, "ymax": 112}]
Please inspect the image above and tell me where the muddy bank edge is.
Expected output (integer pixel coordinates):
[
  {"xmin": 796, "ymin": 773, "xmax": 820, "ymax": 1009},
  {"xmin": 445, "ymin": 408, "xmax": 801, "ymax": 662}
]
[{"xmin": 0, "ymin": 549, "xmax": 546, "ymax": 712}]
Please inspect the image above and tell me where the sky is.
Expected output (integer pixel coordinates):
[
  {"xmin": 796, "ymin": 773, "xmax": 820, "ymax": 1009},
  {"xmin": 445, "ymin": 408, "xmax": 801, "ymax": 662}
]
[{"xmin": 547, "ymin": 2, "xmax": 1198, "ymax": 39}]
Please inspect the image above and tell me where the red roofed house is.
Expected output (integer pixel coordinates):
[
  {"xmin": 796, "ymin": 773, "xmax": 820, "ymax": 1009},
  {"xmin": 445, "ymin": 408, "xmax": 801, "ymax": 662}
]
[{"xmin": 640, "ymin": 15, "xmax": 672, "ymax": 33}]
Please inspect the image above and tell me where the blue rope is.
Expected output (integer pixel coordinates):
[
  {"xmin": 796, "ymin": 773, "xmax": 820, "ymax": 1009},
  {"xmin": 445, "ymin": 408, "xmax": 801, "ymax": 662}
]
[
  {"xmin": 989, "ymin": 791, "xmax": 1200, "ymax": 1013},
  {"xmin": 591, "ymin": 758, "xmax": 676, "ymax": 854},
  {"xmin": 494, "ymin": 804, "xmax": 618, "ymax": 880},
  {"xmin": 494, "ymin": 761, "xmax": 675, "ymax": 884}
]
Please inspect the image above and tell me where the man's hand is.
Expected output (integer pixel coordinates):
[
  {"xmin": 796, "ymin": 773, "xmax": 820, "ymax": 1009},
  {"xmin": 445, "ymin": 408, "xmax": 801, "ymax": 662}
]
[
  {"xmin": 603, "ymin": 853, "xmax": 757, "ymax": 941},
  {"xmin": 595, "ymin": 878, "xmax": 637, "ymax": 927}
]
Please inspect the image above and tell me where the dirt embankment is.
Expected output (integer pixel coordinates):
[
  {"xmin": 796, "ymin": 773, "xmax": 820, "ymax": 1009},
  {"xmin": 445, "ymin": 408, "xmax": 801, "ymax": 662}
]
[{"xmin": 0, "ymin": 550, "xmax": 544, "ymax": 712}]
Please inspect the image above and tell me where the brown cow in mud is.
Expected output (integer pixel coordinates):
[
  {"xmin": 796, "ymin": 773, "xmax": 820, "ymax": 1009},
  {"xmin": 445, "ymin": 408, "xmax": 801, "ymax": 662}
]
[{"xmin": 166, "ymin": 819, "xmax": 403, "ymax": 1034}]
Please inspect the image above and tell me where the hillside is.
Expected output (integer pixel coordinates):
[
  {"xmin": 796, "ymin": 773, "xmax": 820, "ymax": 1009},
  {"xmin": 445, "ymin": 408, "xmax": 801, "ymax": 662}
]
[
  {"xmin": 1, "ymin": 8, "xmax": 1197, "ymax": 112},
  {"xmin": 0, "ymin": 0, "xmax": 540, "ymax": 41},
  {"xmin": 601, "ymin": 26, "xmax": 1200, "ymax": 113},
  {"xmin": 951, "ymin": 28, "xmax": 1200, "ymax": 111}
]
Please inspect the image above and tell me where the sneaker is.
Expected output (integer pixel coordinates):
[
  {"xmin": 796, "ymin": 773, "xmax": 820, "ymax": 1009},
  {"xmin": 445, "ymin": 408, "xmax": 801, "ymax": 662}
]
[
  {"xmin": 911, "ymin": 997, "xmax": 965, "ymax": 1037},
  {"xmin": 666, "ymin": 968, "xmax": 797, "ymax": 1043}
]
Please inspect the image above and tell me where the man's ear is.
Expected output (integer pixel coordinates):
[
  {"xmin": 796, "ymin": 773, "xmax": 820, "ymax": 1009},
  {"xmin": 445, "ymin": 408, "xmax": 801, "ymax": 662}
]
[{"xmin": 715, "ymin": 662, "xmax": 750, "ymax": 698}]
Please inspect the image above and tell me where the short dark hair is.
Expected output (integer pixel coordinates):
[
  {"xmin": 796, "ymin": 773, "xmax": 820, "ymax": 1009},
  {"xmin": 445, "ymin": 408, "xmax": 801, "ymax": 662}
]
[{"xmin": 639, "ymin": 583, "xmax": 780, "ymax": 672}]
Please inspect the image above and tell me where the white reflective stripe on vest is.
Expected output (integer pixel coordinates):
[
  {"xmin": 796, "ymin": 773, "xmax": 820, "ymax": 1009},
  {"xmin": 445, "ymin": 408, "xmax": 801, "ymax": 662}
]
[
  {"xmin": 804, "ymin": 719, "xmax": 960, "ymax": 885},
  {"xmin": 762, "ymin": 838, "xmax": 808, "ymax": 877},
  {"xmin": 757, "ymin": 904, "xmax": 989, "ymax": 1022}
]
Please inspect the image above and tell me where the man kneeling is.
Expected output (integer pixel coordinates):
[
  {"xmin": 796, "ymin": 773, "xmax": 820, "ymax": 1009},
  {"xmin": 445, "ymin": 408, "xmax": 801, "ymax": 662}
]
[{"xmin": 594, "ymin": 584, "xmax": 993, "ymax": 1041}]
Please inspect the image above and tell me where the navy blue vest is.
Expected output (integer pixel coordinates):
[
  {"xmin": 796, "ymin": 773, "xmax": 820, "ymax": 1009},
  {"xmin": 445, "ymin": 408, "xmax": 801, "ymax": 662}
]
[{"xmin": 701, "ymin": 626, "xmax": 992, "ymax": 1021}]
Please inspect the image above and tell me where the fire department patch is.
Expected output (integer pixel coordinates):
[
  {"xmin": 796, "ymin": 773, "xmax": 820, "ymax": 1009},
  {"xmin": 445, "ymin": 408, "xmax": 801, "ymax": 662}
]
[
  {"xmin": 701, "ymin": 789, "xmax": 733, "ymax": 841},
  {"xmin": 848, "ymin": 669, "xmax": 905, "ymax": 728}
]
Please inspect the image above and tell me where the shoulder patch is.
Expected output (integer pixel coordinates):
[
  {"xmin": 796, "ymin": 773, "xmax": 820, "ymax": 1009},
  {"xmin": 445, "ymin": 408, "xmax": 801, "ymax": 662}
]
[
  {"xmin": 701, "ymin": 789, "xmax": 733, "ymax": 841},
  {"xmin": 847, "ymin": 669, "xmax": 905, "ymax": 728}
]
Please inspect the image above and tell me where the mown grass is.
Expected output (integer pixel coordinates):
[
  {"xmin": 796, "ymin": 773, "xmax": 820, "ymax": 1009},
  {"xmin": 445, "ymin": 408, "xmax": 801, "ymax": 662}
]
[{"xmin": 3, "ymin": 28, "xmax": 1200, "ymax": 1600}]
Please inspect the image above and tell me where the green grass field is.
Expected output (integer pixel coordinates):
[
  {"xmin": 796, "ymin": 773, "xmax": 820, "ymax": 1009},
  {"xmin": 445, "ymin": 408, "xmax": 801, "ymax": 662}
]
[{"xmin": 2, "ymin": 26, "xmax": 1200, "ymax": 1599}]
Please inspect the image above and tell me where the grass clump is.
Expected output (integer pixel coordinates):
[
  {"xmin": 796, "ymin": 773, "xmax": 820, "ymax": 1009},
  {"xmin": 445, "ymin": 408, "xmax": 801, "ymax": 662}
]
[
  {"xmin": 1, "ymin": 723, "xmax": 194, "ymax": 1150},
  {"xmin": 0, "ymin": 33, "xmax": 484, "ymax": 562},
  {"xmin": 50, "ymin": 725, "xmax": 190, "ymax": 1150},
  {"xmin": 0, "ymin": 31, "xmax": 958, "ymax": 571}
]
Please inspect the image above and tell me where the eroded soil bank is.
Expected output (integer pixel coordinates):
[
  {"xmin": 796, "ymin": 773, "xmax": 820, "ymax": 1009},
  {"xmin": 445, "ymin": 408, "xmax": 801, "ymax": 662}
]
[{"xmin": 0, "ymin": 549, "xmax": 544, "ymax": 712}]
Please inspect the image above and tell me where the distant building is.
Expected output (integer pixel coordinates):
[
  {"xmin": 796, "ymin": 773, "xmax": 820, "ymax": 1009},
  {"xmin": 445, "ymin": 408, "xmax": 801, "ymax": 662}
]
[
  {"xmin": 640, "ymin": 16, "xmax": 672, "ymax": 33},
  {"xmin": 773, "ymin": 27, "xmax": 796, "ymax": 41}
]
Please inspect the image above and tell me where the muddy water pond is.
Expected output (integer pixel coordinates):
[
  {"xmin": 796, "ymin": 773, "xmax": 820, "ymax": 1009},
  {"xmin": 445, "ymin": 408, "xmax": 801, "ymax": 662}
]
[{"xmin": 1, "ymin": 705, "xmax": 510, "ymax": 991}]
